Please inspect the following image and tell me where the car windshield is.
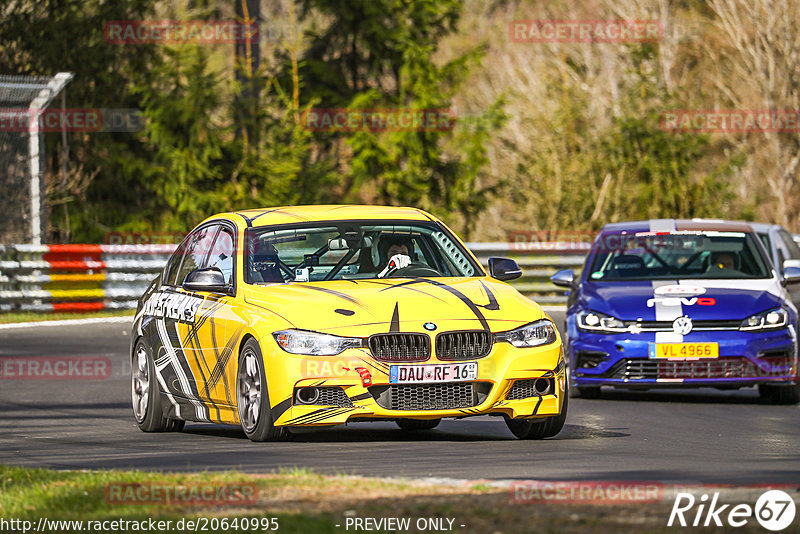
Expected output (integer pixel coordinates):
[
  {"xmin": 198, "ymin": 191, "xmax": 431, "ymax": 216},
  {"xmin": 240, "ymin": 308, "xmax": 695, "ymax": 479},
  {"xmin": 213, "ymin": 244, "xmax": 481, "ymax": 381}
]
[
  {"xmin": 244, "ymin": 221, "xmax": 480, "ymax": 283},
  {"xmin": 587, "ymin": 231, "xmax": 772, "ymax": 281}
]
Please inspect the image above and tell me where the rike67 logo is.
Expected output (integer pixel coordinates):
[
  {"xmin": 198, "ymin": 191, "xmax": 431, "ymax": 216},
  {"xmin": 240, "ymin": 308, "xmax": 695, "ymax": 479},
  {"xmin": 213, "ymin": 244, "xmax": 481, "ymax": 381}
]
[{"xmin": 669, "ymin": 489, "xmax": 796, "ymax": 531}]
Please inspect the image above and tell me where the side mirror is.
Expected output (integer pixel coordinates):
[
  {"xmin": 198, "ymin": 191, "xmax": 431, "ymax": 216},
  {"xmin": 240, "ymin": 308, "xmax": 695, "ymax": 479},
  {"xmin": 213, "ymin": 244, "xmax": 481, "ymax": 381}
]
[
  {"xmin": 183, "ymin": 267, "xmax": 230, "ymax": 293},
  {"xmin": 782, "ymin": 265, "xmax": 800, "ymax": 286},
  {"xmin": 550, "ymin": 269, "xmax": 575, "ymax": 288},
  {"xmin": 783, "ymin": 259, "xmax": 800, "ymax": 271},
  {"xmin": 488, "ymin": 257, "xmax": 522, "ymax": 281}
]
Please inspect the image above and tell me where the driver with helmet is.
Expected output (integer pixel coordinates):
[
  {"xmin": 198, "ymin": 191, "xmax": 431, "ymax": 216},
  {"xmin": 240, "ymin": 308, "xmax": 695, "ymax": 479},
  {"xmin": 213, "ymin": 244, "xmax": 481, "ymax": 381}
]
[{"xmin": 377, "ymin": 237, "xmax": 413, "ymax": 278}]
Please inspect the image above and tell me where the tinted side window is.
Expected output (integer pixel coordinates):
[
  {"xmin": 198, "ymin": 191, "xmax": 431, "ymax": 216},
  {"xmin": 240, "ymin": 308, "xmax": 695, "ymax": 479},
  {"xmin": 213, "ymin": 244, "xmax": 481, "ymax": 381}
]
[
  {"xmin": 164, "ymin": 241, "xmax": 188, "ymax": 286},
  {"xmin": 175, "ymin": 226, "xmax": 218, "ymax": 286},
  {"xmin": 779, "ymin": 230, "xmax": 800, "ymax": 260},
  {"xmin": 758, "ymin": 233, "xmax": 771, "ymax": 255},
  {"xmin": 206, "ymin": 227, "xmax": 235, "ymax": 285}
]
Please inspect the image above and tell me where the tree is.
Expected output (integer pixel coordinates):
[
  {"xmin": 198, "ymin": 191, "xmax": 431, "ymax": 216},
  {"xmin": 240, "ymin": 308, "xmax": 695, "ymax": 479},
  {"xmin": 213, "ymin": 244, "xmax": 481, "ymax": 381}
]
[{"xmin": 294, "ymin": 0, "xmax": 505, "ymax": 236}]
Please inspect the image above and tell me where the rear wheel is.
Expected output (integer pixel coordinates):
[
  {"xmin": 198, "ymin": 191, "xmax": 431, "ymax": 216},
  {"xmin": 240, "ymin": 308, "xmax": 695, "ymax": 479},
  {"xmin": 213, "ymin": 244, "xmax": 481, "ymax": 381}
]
[
  {"xmin": 505, "ymin": 383, "xmax": 569, "ymax": 439},
  {"xmin": 396, "ymin": 418, "xmax": 441, "ymax": 431},
  {"xmin": 131, "ymin": 340, "xmax": 184, "ymax": 432},
  {"xmin": 759, "ymin": 383, "xmax": 800, "ymax": 404},
  {"xmin": 237, "ymin": 339, "xmax": 289, "ymax": 442}
]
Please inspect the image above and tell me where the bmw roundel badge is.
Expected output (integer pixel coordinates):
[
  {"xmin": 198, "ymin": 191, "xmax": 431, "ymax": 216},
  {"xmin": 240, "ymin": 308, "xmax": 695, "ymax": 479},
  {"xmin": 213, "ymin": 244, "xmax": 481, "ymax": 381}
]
[{"xmin": 423, "ymin": 322, "xmax": 437, "ymax": 331}]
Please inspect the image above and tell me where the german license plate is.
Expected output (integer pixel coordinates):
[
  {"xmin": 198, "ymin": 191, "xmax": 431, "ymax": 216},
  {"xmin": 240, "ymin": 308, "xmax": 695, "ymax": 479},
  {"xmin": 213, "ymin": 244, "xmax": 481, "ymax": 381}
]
[
  {"xmin": 389, "ymin": 362, "xmax": 478, "ymax": 384},
  {"xmin": 648, "ymin": 342, "xmax": 719, "ymax": 359}
]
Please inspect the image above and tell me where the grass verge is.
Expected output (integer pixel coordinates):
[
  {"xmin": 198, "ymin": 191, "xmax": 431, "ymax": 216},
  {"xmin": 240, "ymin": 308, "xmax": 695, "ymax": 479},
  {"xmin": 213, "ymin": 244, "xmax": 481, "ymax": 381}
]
[{"xmin": 2, "ymin": 465, "xmax": 794, "ymax": 533}]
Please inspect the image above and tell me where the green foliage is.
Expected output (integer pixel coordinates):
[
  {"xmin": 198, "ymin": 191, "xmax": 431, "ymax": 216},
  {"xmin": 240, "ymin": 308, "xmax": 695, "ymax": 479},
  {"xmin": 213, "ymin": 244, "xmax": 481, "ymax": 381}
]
[
  {"xmin": 134, "ymin": 46, "xmax": 226, "ymax": 229},
  {"xmin": 296, "ymin": 0, "xmax": 504, "ymax": 237},
  {"xmin": 222, "ymin": 88, "xmax": 339, "ymax": 210},
  {"xmin": 0, "ymin": 1, "xmax": 754, "ymax": 242},
  {"xmin": 506, "ymin": 43, "xmax": 741, "ymax": 232}
]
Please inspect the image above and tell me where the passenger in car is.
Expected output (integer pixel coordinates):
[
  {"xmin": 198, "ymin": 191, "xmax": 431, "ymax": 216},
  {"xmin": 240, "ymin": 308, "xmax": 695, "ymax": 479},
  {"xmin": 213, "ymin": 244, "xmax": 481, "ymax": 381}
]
[{"xmin": 708, "ymin": 251, "xmax": 737, "ymax": 271}]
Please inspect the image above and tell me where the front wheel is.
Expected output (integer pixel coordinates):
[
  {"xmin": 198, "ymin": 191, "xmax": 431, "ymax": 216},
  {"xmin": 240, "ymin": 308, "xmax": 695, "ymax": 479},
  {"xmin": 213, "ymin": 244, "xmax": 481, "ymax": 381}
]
[
  {"xmin": 505, "ymin": 384, "xmax": 568, "ymax": 439},
  {"xmin": 237, "ymin": 339, "xmax": 289, "ymax": 442},
  {"xmin": 396, "ymin": 418, "xmax": 441, "ymax": 431},
  {"xmin": 759, "ymin": 383, "xmax": 800, "ymax": 404},
  {"xmin": 131, "ymin": 340, "xmax": 185, "ymax": 432}
]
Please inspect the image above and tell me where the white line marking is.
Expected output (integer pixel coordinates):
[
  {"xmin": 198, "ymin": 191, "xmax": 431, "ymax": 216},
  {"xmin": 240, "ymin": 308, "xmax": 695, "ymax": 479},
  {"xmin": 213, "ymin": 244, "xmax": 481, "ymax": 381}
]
[{"xmin": 0, "ymin": 316, "xmax": 133, "ymax": 330}]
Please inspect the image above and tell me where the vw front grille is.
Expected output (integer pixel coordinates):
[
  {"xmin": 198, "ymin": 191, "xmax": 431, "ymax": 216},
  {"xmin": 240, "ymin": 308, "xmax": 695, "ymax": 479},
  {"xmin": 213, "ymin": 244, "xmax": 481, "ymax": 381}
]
[{"xmin": 605, "ymin": 357, "xmax": 791, "ymax": 380}]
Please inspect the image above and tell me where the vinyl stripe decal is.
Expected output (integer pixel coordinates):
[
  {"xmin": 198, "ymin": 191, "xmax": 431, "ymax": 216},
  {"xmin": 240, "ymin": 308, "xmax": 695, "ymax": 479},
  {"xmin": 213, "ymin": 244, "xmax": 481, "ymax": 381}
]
[
  {"xmin": 389, "ymin": 303, "xmax": 400, "ymax": 332},
  {"xmin": 155, "ymin": 318, "xmax": 206, "ymax": 420}
]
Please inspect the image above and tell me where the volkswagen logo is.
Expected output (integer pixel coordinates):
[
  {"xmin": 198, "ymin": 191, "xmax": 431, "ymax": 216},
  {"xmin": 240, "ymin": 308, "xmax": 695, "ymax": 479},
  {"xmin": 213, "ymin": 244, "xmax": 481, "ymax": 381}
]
[
  {"xmin": 423, "ymin": 322, "xmax": 437, "ymax": 331},
  {"xmin": 672, "ymin": 316, "xmax": 693, "ymax": 335}
]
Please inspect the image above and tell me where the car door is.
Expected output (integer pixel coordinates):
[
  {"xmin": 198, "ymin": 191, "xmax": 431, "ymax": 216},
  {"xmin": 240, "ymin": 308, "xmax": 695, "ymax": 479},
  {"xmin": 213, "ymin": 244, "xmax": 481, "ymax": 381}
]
[
  {"xmin": 179, "ymin": 224, "xmax": 247, "ymax": 417},
  {"xmin": 144, "ymin": 224, "xmax": 217, "ymax": 421},
  {"xmin": 777, "ymin": 229, "xmax": 800, "ymax": 309}
]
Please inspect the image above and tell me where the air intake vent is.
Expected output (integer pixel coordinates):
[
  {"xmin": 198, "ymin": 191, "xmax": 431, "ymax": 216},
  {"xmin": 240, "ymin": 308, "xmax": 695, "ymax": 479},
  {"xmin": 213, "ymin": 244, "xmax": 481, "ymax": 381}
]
[{"xmin": 369, "ymin": 382, "xmax": 492, "ymax": 410}]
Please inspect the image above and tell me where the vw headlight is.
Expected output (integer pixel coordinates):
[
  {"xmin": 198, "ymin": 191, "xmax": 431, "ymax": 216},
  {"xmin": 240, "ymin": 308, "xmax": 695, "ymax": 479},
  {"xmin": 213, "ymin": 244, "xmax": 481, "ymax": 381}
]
[
  {"xmin": 273, "ymin": 329, "xmax": 363, "ymax": 355},
  {"xmin": 495, "ymin": 319, "xmax": 557, "ymax": 348},
  {"xmin": 739, "ymin": 308, "xmax": 788, "ymax": 331},
  {"xmin": 577, "ymin": 310, "xmax": 627, "ymax": 333}
]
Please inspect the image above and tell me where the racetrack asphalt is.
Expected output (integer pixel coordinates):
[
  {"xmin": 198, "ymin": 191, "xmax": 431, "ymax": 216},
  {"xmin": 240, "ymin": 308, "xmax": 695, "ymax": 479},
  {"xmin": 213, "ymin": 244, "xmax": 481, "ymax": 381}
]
[{"xmin": 0, "ymin": 314, "xmax": 798, "ymax": 483}]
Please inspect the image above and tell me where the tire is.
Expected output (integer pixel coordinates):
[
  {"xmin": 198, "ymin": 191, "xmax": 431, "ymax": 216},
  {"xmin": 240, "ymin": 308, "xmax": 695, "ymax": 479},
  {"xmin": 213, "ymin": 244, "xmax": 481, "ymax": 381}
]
[
  {"xmin": 237, "ymin": 338, "xmax": 289, "ymax": 442},
  {"xmin": 131, "ymin": 339, "xmax": 185, "ymax": 432},
  {"xmin": 759, "ymin": 383, "xmax": 800, "ymax": 405},
  {"xmin": 505, "ymin": 382, "xmax": 569, "ymax": 439},
  {"xmin": 396, "ymin": 418, "xmax": 441, "ymax": 431}
]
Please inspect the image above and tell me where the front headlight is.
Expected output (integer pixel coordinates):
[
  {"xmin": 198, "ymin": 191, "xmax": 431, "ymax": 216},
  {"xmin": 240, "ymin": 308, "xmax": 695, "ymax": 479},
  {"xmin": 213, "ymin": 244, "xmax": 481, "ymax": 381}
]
[
  {"xmin": 495, "ymin": 319, "xmax": 557, "ymax": 348},
  {"xmin": 739, "ymin": 308, "xmax": 788, "ymax": 331},
  {"xmin": 273, "ymin": 329, "xmax": 363, "ymax": 355},
  {"xmin": 577, "ymin": 310, "xmax": 627, "ymax": 333}
]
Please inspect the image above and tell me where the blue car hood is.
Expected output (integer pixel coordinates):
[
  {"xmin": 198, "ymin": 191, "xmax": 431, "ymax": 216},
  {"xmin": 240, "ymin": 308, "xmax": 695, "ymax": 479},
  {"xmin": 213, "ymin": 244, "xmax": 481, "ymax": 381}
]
[{"xmin": 578, "ymin": 279, "xmax": 784, "ymax": 321}]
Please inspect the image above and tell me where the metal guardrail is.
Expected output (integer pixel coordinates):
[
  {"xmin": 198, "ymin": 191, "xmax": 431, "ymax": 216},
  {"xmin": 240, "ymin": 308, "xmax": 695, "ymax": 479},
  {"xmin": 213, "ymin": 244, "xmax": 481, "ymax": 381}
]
[
  {"xmin": 0, "ymin": 242, "xmax": 589, "ymax": 312},
  {"xmin": 468, "ymin": 242, "xmax": 588, "ymax": 304},
  {"xmin": 0, "ymin": 244, "xmax": 173, "ymax": 312}
]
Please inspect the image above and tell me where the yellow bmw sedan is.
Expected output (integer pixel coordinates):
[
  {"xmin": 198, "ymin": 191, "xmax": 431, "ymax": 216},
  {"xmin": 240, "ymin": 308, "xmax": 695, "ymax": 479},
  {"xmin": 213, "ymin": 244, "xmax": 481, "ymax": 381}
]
[{"xmin": 130, "ymin": 205, "xmax": 567, "ymax": 441}]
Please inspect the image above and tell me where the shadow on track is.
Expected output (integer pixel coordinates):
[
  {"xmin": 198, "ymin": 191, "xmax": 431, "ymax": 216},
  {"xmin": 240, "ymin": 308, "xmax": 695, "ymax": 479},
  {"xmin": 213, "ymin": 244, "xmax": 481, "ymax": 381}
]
[
  {"xmin": 577, "ymin": 386, "xmax": 780, "ymax": 405},
  {"xmin": 182, "ymin": 421, "xmax": 629, "ymax": 442}
]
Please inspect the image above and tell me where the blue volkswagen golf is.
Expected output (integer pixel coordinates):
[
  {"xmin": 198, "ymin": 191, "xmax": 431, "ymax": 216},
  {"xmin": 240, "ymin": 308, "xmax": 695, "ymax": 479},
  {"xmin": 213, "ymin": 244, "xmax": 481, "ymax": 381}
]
[{"xmin": 552, "ymin": 219, "xmax": 800, "ymax": 404}]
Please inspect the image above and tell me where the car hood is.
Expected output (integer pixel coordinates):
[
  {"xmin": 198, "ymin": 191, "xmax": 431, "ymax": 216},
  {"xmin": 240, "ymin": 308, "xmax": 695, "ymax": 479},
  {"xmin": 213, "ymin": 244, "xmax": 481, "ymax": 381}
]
[
  {"xmin": 242, "ymin": 277, "xmax": 543, "ymax": 335},
  {"xmin": 578, "ymin": 279, "xmax": 785, "ymax": 321}
]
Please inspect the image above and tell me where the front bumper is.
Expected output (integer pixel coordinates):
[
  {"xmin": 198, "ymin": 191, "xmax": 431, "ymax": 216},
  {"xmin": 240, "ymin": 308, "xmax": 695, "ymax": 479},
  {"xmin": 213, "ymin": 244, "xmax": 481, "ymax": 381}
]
[
  {"xmin": 570, "ymin": 327, "xmax": 798, "ymax": 388},
  {"xmin": 264, "ymin": 338, "xmax": 566, "ymax": 427}
]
